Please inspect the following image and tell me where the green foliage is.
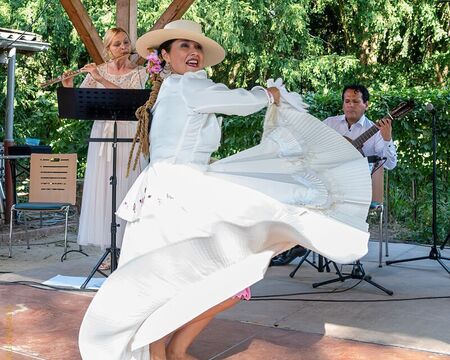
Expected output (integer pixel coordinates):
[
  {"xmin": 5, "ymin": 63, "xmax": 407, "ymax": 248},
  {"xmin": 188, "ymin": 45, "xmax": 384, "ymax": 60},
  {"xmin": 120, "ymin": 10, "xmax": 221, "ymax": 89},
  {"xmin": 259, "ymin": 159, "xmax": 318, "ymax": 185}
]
[{"xmin": 0, "ymin": 0, "xmax": 449, "ymax": 241}]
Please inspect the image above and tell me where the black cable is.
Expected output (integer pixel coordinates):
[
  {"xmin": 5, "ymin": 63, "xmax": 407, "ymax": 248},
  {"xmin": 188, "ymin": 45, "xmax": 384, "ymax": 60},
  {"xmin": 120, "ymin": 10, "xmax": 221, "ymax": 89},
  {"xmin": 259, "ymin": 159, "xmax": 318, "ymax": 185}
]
[
  {"xmin": 250, "ymin": 295, "xmax": 450, "ymax": 303},
  {"xmin": 0, "ymin": 280, "xmax": 97, "ymax": 292},
  {"xmin": 2, "ymin": 0, "xmax": 54, "ymax": 50},
  {"xmin": 252, "ymin": 279, "xmax": 364, "ymax": 298},
  {"xmin": 1, "ymin": 279, "xmax": 449, "ymax": 303}
]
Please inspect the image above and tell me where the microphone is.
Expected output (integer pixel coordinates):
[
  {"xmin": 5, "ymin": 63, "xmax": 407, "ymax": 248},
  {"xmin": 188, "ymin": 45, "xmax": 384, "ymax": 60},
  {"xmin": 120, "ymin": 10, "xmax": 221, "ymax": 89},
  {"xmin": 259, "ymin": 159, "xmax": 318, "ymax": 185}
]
[{"xmin": 426, "ymin": 103, "xmax": 435, "ymax": 113}]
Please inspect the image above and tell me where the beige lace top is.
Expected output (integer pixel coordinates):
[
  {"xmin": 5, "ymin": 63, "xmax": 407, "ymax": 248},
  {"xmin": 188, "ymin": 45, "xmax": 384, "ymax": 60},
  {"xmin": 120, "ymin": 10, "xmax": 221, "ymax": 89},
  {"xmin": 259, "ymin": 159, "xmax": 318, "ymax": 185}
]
[{"xmin": 80, "ymin": 64, "xmax": 148, "ymax": 89}]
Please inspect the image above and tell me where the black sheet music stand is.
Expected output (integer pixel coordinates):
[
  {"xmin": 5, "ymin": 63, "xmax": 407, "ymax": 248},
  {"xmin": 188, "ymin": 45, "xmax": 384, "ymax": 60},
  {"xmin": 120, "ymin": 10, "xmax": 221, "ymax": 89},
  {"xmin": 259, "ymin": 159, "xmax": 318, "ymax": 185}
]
[{"xmin": 57, "ymin": 87, "xmax": 150, "ymax": 289}]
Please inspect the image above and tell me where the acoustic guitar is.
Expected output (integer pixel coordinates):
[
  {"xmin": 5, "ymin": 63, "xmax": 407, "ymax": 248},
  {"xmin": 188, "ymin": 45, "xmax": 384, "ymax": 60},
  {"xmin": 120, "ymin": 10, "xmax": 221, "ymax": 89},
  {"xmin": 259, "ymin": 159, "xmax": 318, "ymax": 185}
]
[{"xmin": 346, "ymin": 100, "xmax": 414, "ymax": 153}]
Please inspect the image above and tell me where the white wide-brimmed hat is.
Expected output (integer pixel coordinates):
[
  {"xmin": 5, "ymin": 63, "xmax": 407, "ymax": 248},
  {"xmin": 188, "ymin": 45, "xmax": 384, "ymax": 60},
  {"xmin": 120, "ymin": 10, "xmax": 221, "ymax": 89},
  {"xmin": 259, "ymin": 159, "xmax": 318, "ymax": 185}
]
[{"xmin": 136, "ymin": 20, "xmax": 225, "ymax": 67}]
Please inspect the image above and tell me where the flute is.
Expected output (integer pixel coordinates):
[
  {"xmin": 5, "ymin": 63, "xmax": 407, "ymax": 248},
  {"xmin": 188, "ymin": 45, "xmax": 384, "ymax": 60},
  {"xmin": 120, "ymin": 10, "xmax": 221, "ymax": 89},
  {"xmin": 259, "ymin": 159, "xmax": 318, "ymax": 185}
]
[
  {"xmin": 40, "ymin": 52, "xmax": 138, "ymax": 88},
  {"xmin": 40, "ymin": 69, "xmax": 83, "ymax": 88}
]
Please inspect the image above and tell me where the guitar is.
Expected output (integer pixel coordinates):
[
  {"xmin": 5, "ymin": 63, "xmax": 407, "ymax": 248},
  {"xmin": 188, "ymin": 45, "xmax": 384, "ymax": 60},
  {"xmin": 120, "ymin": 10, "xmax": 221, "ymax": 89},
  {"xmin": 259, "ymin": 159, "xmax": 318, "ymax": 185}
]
[{"xmin": 346, "ymin": 100, "xmax": 414, "ymax": 153}]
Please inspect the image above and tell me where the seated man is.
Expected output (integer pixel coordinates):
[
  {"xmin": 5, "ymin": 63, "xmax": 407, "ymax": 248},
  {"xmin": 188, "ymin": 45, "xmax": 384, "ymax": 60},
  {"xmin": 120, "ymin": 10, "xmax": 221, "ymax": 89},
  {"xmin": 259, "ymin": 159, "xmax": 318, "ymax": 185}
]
[
  {"xmin": 323, "ymin": 84, "xmax": 397, "ymax": 172},
  {"xmin": 270, "ymin": 84, "xmax": 396, "ymax": 267}
]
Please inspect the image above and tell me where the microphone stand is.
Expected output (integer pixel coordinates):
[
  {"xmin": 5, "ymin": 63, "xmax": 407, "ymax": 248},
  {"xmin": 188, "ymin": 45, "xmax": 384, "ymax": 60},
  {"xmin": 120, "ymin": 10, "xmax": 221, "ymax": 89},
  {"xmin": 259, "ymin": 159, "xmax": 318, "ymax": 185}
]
[
  {"xmin": 311, "ymin": 157, "xmax": 393, "ymax": 295},
  {"xmin": 386, "ymin": 106, "xmax": 450, "ymax": 274}
]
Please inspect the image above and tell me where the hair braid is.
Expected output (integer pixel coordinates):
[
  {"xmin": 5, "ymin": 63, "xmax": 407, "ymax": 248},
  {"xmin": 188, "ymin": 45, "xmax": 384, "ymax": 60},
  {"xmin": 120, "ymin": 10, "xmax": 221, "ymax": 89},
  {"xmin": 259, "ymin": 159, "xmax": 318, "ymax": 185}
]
[{"xmin": 126, "ymin": 73, "xmax": 163, "ymax": 176}]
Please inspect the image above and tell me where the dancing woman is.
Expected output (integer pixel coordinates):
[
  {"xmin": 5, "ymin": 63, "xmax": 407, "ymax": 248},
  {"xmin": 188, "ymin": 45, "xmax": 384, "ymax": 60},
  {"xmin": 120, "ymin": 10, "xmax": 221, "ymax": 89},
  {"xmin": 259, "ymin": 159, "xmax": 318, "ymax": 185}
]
[{"xmin": 79, "ymin": 20, "xmax": 372, "ymax": 360}]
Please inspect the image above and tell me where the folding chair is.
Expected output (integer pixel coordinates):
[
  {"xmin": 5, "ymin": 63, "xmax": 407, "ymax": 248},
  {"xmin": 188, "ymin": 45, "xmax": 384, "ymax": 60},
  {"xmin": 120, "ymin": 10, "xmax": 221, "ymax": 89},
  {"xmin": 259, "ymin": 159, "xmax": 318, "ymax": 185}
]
[
  {"xmin": 9, "ymin": 153, "xmax": 77, "ymax": 257},
  {"xmin": 369, "ymin": 166, "xmax": 389, "ymax": 267}
]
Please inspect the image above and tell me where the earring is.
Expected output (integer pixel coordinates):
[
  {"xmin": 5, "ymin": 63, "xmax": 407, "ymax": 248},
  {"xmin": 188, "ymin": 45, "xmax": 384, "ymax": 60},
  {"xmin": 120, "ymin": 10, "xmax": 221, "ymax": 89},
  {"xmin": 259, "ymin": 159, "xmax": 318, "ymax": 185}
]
[{"xmin": 160, "ymin": 62, "xmax": 172, "ymax": 79}]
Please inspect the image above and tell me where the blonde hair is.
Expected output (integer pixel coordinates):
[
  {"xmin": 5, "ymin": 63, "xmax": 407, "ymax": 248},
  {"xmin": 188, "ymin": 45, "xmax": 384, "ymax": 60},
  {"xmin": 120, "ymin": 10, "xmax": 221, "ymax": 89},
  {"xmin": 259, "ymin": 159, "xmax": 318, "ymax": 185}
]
[{"xmin": 103, "ymin": 27, "xmax": 131, "ymax": 60}]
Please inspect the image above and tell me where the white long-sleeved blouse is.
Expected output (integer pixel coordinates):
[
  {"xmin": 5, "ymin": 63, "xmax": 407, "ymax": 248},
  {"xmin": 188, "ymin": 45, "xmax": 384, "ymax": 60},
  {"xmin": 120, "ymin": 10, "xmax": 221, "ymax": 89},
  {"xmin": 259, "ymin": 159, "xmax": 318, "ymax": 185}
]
[
  {"xmin": 149, "ymin": 70, "xmax": 270, "ymax": 165},
  {"xmin": 323, "ymin": 114, "xmax": 397, "ymax": 170}
]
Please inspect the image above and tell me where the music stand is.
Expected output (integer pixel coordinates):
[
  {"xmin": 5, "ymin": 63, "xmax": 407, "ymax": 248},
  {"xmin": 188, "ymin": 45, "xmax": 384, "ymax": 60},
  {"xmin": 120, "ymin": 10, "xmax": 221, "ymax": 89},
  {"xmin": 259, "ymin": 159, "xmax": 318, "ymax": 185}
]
[
  {"xmin": 386, "ymin": 106, "xmax": 450, "ymax": 274},
  {"xmin": 57, "ymin": 87, "xmax": 150, "ymax": 289}
]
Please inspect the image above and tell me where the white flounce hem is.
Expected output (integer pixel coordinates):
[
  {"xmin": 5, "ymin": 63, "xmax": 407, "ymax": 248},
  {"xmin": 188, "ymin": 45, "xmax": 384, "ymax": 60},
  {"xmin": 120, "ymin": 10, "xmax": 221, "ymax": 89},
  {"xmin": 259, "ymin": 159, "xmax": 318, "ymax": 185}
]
[
  {"xmin": 79, "ymin": 100, "xmax": 372, "ymax": 360},
  {"xmin": 79, "ymin": 215, "xmax": 368, "ymax": 360}
]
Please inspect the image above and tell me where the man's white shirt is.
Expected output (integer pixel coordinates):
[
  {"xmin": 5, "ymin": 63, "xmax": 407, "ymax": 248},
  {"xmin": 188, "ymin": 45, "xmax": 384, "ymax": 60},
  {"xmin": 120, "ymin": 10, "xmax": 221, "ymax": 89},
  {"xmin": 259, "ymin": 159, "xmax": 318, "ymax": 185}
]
[{"xmin": 323, "ymin": 114, "xmax": 397, "ymax": 170}]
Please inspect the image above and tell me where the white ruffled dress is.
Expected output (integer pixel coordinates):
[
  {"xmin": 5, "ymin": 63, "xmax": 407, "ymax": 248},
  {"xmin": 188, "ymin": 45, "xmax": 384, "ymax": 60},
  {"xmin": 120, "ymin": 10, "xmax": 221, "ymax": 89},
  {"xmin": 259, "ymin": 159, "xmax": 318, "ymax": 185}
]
[{"xmin": 79, "ymin": 70, "xmax": 371, "ymax": 360}]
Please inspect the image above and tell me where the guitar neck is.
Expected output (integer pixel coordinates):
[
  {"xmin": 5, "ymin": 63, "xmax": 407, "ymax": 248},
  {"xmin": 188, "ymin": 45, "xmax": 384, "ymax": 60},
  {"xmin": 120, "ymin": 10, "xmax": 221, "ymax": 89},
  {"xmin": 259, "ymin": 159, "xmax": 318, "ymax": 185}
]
[
  {"xmin": 352, "ymin": 125, "xmax": 379, "ymax": 149},
  {"xmin": 350, "ymin": 100, "xmax": 413, "ymax": 150}
]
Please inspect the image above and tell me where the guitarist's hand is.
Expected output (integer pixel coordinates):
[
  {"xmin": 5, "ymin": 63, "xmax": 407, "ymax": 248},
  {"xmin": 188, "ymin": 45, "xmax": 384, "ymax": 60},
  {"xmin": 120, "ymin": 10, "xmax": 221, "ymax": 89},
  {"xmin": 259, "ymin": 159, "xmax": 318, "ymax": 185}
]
[{"xmin": 376, "ymin": 117, "xmax": 393, "ymax": 141}]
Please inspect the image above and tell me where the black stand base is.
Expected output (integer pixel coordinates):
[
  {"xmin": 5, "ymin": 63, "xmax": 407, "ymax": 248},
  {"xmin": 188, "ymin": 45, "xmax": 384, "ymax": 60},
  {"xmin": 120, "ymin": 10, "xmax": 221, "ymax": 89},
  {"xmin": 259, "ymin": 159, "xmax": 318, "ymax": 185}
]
[
  {"xmin": 289, "ymin": 250, "xmax": 332, "ymax": 278},
  {"xmin": 386, "ymin": 246, "xmax": 450, "ymax": 275},
  {"xmin": 60, "ymin": 246, "xmax": 88, "ymax": 262},
  {"xmin": 312, "ymin": 260, "xmax": 394, "ymax": 296},
  {"xmin": 81, "ymin": 247, "xmax": 120, "ymax": 289}
]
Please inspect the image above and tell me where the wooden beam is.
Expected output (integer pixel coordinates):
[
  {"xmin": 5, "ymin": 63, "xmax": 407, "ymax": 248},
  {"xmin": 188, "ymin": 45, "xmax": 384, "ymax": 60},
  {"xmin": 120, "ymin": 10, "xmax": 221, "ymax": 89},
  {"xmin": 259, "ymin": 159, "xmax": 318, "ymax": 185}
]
[
  {"xmin": 60, "ymin": 0, "xmax": 105, "ymax": 64},
  {"xmin": 151, "ymin": 0, "xmax": 196, "ymax": 30},
  {"xmin": 116, "ymin": 0, "xmax": 137, "ymax": 45}
]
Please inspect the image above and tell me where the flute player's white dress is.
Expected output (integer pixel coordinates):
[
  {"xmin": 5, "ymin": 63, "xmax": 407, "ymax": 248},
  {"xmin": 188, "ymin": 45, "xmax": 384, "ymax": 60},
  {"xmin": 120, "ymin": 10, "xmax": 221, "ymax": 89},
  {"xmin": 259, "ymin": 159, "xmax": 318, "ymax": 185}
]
[
  {"xmin": 79, "ymin": 70, "xmax": 372, "ymax": 360},
  {"xmin": 77, "ymin": 65, "xmax": 148, "ymax": 250}
]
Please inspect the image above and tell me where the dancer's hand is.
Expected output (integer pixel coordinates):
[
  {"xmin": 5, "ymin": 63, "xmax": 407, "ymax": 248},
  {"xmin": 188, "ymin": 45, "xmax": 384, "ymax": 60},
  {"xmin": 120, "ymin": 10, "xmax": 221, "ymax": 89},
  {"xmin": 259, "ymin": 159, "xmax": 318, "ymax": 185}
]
[
  {"xmin": 266, "ymin": 78, "xmax": 309, "ymax": 112},
  {"xmin": 267, "ymin": 87, "xmax": 281, "ymax": 105}
]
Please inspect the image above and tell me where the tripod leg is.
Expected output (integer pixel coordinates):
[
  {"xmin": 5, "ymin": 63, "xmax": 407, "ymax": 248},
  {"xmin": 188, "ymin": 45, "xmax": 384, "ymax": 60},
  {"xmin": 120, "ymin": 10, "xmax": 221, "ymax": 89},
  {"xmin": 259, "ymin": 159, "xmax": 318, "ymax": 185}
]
[
  {"xmin": 363, "ymin": 277, "xmax": 394, "ymax": 295},
  {"xmin": 436, "ymin": 258, "xmax": 450, "ymax": 275},
  {"xmin": 81, "ymin": 249, "xmax": 111, "ymax": 289},
  {"xmin": 289, "ymin": 250, "xmax": 311, "ymax": 278},
  {"xmin": 312, "ymin": 275, "xmax": 350, "ymax": 288},
  {"xmin": 440, "ymin": 232, "xmax": 450, "ymax": 250},
  {"xmin": 355, "ymin": 261, "xmax": 393, "ymax": 295},
  {"xmin": 331, "ymin": 262, "xmax": 345, "ymax": 281},
  {"xmin": 324, "ymin": 259, "xmax": 331, "ymax": 272},
  {"xmin": 386, "ymin": 256, "xmax": 429, "ymax": 266}
]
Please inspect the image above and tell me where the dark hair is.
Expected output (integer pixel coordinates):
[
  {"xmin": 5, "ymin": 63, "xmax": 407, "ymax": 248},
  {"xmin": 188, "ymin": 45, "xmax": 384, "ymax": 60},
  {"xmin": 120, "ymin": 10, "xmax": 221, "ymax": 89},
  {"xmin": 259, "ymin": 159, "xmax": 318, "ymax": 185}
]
[
  {"xmin": 159, "ymin": 39, "xmax": 176, "ymax": 51},
  {"xmin": 342, "ymin": 84, "xmax": 370, "ymax": 103},
  {"xmin": 158, "ymin": 39, "xmax": 177, "ymax": 66}
]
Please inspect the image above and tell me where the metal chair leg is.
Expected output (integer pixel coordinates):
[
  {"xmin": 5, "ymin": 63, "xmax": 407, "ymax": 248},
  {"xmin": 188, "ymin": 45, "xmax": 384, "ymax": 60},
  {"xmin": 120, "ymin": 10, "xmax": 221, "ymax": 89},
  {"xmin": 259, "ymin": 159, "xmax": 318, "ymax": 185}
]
[
  {"xmin": 9, "ymin": 207, "xmax": 14, "ymax": 257},
  {"xmin": 64, "ymin": 206, "xmax": 69, "ymax": 254},
  {"xmin": 378, "ymin": 207, "xmax": 383, "ymax": 267},
  {"xmin": 384, "ymin": 209, "xmax": 389, "ymax": 257},
  {"xmin": 24, "ymin": 211, "xmax": 30, "ymax": 250}
]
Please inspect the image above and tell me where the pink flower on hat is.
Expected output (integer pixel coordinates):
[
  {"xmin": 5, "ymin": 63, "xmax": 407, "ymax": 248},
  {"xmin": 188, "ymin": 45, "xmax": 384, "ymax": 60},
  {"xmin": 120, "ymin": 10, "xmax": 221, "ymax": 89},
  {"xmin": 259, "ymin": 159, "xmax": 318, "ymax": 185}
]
[{"xmin": 146, "ymin": 50, "xmax": 162, "ymax": 76}]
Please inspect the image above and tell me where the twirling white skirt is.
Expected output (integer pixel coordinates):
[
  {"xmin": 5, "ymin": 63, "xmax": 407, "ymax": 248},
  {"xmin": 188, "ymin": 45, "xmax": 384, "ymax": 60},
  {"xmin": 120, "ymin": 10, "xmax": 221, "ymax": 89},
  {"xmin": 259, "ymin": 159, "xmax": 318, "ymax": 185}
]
[{"xmin": 79, "ymin": 104, "xmax": 372, "ymax": 360}]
